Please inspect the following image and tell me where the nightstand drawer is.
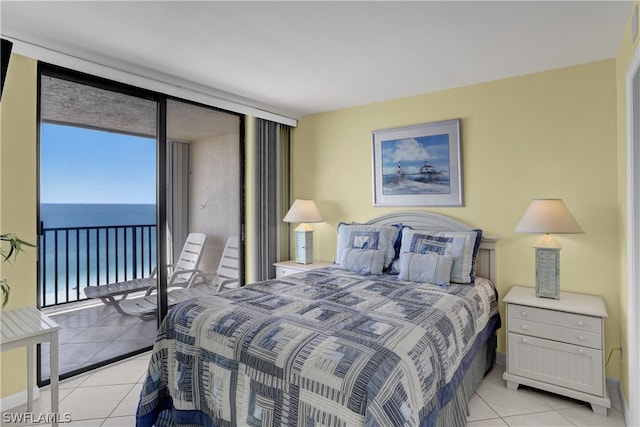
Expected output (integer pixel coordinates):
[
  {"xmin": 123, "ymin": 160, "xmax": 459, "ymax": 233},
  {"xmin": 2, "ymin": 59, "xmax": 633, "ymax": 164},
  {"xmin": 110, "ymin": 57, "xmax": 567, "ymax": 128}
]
[
  {"xmin": 508, "ymin": 332, "xmax": 603, "ymax": 396},
  {"xmin": 508, "ymin": 317, "xmax": 602, "ymax": 349},
  {"xmin": 275, "ymin": 266, "xmax": 301, "ymax": 278},
  {"xmin": 508, "ymin": 304, "xmax": 601, "ymax": 334}
]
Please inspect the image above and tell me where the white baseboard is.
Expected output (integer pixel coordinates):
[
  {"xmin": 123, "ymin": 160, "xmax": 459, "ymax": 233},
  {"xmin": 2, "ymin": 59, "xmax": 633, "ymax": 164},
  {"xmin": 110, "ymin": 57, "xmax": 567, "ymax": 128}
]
[
  {"xmin": 606, "ymin": 377, "xmax": 629, "ymax": 426},
  {"xmin": 0, "ymin": 387, "xmax": 41, "ymax": 411}
]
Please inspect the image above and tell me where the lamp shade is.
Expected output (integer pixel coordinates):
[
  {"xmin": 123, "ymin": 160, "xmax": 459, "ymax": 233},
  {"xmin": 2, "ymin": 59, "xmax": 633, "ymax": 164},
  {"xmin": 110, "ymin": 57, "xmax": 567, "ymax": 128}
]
[
  {"xmin": 514, "ymin": 199, "xmax": 583, "ymax": 234},
  {"xmin": 283, "ymin": 199, "xmax": 323, "ymax": 223}
]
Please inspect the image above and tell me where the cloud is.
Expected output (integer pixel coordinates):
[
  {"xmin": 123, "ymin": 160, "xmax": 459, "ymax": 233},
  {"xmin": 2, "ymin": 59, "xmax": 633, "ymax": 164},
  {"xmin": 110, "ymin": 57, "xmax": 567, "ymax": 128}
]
[{"xmin": 384, "ymin": 138, "xmax": 434, "ymax": 163}]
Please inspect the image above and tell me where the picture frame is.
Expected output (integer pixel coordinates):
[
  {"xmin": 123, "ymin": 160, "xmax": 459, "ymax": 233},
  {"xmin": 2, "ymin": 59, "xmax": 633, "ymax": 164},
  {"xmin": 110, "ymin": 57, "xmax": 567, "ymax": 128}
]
[{"xmin": 372, "ymin": 119, "xmax": 462, "ymax": 207}]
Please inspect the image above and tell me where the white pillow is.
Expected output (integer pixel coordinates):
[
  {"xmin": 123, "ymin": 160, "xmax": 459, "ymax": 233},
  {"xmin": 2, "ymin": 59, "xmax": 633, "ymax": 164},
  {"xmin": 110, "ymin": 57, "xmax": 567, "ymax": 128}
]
[
  {"xmin": 398, "ymin": 251, "xmax": 454, "ymax": 286},
  {"xmin": 336, "ymin": 223, "xmax": 400, "ymax": 270},
  {"xmin": 399, "ymin": 227, "xmax": 482, "ymax": 283},
  {"xmin": 339, "ymin": 248, "xmax": 386, "ymax": 275}
]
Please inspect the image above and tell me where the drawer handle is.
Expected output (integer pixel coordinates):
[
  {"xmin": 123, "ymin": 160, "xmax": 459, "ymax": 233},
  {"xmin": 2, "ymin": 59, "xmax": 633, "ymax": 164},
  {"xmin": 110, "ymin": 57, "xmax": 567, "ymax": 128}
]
[
  {"xmin": 578, "ymin": 335, "xmax": 584, "ymax": 341},
  {"xmin": 521, "ymin": 311, "xmax": 528, "ymax": 317},
  {"xmin": 521, "ymin": 338, "xmax": 528, "ymax": 344},
  {"xmin": 577, "ymin": 321, "xmax": 585, "ymax": 327},
  {"xmin": 520, "ymin": 325, "xmax": 528, "ymax": 331},
  {"xmin": 578, "ymin": 349, "xmax": 585, "ymax": 355}
]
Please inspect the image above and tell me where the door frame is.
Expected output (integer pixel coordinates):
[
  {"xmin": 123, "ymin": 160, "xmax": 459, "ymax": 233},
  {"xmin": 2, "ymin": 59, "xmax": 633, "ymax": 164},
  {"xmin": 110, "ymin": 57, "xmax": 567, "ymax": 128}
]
[{"xmin": 626, "ymin": 42, "xmax": 640, "ymax": 427}]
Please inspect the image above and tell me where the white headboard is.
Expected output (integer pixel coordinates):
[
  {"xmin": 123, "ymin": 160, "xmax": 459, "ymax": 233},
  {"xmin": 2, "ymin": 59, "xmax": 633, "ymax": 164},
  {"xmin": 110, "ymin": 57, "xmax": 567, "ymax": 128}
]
[{"xmin": 365, "ymin": 211, "xmax": 498, "ymax": 285}]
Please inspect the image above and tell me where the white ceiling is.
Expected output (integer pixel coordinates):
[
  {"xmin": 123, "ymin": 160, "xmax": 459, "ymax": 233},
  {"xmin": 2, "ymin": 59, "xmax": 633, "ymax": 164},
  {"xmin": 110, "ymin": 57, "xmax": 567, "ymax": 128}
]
[{"xmin": 1, "ymin": 1, "xmax": 634, "ymax": 119}]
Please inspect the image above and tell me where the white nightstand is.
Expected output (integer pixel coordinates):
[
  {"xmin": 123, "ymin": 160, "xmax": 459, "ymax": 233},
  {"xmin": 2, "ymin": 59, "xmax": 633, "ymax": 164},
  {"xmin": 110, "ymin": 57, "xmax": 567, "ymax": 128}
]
[
  {"xmin": 502, "ymin": 286, "xmax": 611, "ymax": 415},
  {"xmin": 273, "ymin": 260, "xmax": 333, "ymax": 278}
]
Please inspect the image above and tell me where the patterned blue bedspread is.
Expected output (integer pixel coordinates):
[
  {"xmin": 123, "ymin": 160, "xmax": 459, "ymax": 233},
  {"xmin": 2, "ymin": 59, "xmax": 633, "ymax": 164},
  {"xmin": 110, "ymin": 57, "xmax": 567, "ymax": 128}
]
[{"xmin": 137, "ymin": 266, "xmax": 500, "ymax": 427}]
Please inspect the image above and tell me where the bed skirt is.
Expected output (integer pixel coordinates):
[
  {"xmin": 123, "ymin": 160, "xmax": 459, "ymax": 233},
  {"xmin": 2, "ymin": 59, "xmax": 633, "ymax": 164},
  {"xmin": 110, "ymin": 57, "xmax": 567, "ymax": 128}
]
[{"xmin": 435, "ymin": 332, "xmax": 497, "ymax": 427}]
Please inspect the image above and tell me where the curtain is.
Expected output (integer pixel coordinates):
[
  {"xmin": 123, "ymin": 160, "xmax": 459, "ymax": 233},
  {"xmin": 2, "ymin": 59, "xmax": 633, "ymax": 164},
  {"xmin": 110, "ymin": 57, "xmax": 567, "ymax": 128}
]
[
  {"xmin": 253, "ymin": 119, "xmax": 291, "ymax": 281},
  {"xmin": 167, "ymin": 140, "xmax": 190, "ymax": 264}
]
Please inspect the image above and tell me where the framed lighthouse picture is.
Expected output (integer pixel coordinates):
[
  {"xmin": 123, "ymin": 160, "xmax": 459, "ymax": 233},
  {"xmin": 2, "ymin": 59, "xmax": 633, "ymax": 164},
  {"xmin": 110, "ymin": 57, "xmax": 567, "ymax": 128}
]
[{"xmin": 372, "ymin": 119, "xmax": 463, "ymax": 207}]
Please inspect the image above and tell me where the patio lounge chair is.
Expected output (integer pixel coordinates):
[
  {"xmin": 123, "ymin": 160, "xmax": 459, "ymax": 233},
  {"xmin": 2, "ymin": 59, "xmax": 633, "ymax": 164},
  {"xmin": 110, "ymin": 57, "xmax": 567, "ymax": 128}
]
[
  {"xmin": 83, "ymin": 232, "xmax": 207, "ymax": 316},
  {"xmin": 118, "ymin": 236, "xmax": 240, "ymax": 320}
]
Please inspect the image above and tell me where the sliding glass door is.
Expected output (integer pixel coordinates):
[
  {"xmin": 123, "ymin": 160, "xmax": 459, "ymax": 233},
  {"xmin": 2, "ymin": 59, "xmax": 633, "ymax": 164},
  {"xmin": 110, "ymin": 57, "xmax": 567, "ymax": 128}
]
[
  {"xmin": 37, "ymin": 66, "xmax": 244, "ymax": 384},
  {"xmin": 166, "ymin": 99, "xmax": 242, "ymax": 277},
  {"xmin": 38, "ymin": 67, "xmax": 161, "ymax": 382}
]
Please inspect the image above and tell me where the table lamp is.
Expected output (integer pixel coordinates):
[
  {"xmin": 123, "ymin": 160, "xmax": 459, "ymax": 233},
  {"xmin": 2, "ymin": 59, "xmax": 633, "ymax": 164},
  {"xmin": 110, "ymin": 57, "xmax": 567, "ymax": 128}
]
[
  {"xmin": 514, "ymin": 199, "xmax": 583, "ymax": 299},
  {"xmin": 283, "ymin": 199, "xmax": 323, "ymax": 264}
]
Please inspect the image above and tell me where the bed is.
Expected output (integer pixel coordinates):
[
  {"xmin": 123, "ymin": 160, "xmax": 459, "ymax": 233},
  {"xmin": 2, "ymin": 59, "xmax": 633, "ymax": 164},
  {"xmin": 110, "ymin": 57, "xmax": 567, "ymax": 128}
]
[{"xmin": 136, "ymin": 211, "xmax": 500, "ymax": 427}]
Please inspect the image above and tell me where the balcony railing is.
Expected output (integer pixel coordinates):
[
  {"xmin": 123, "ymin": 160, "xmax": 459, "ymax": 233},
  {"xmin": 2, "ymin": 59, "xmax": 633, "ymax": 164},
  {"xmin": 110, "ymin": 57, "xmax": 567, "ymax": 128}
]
[{"xmin": 39, "ymin": 224, "xmax": 157, "ymax": 307}]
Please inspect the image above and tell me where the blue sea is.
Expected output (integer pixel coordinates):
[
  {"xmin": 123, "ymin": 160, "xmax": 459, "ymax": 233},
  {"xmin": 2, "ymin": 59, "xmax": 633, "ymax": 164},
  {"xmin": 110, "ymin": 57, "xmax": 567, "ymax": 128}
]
[
  {"xmin": 41, "ymin": 203, "xmax": 156, "ymax": 228},
  {"xmin": 39, "ymin": 204, "xmax": 157, "ymax": 306}
]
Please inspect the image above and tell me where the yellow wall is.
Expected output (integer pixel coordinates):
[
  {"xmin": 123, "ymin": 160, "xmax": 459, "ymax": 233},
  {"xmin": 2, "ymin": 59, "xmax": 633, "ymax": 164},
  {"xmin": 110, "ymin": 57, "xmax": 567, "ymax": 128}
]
[
  {"xmin": 0, "ymin": 54, "xmax": 38, "ymax": 397},
  {"xmin": 293, "ymin": 60, "xmax": 622, "ymax": 378},
  {"xmin": 615, "ymin": 1, "xmax": 640, "ymax": 407}
]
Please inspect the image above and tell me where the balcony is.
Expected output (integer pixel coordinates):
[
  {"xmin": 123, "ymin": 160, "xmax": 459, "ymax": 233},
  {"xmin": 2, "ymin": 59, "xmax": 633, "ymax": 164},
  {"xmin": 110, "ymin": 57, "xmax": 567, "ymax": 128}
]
[
  {"xmin": 38, "ymin": 223, "xmax": 159, "ymax": 382},
  {"xmin": 39, "ymin": 223, "xmax": 157, "ymax": 307}
]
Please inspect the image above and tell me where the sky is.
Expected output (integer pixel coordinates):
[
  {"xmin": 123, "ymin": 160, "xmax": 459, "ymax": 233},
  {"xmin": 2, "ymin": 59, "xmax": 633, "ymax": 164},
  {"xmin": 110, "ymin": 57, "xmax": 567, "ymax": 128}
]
[
  {"xmin": 40, "ymin": 123, "xmax": 157, "ymax": 204},
  {"xmin": 381, "ymin": 134, "xmax": 450, "ymax": 176}
]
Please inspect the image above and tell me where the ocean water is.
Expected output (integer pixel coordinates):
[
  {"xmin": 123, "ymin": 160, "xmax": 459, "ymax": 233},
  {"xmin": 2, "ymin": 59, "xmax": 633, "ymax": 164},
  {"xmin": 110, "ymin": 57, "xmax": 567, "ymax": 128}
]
[
  {"xmin": 41, "ymin": 203, "xmax": 156, "ymax": 228},
  {"xmin": 39, "ymin": 204, "xmax": 157, "ymax": 306}
]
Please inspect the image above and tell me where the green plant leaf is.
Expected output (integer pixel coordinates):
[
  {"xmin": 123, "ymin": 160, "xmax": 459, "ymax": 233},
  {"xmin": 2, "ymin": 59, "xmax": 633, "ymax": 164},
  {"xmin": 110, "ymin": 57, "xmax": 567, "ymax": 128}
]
[
  {"xmin": 1, "ymin": 279, "xmax": 9, "ymax": 307},
  {"xmin": 1, "ymin": 233, "xmax": 35, "ymax": 263},
  {"xmin": 1, "ymin": 234, "xmax": 34, "ymax": 307}
]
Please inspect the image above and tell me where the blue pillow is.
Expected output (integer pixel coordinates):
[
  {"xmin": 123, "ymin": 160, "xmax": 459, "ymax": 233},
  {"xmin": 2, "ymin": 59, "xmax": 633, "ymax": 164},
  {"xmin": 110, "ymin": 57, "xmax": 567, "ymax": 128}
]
[
  {"xmin": 399, "ymin": 227, "xmax": 482, "ymax": 284},
  {"xmin": 336, "ymin": 223, "xmax": 401, "ymax": 271},
  {"xmin": 339, "ymin": 248, "xmax": 386, "ymax": 275},
  {"xmin": 398, "ymin": 251, "xmax": 454, "ymax": 286}
]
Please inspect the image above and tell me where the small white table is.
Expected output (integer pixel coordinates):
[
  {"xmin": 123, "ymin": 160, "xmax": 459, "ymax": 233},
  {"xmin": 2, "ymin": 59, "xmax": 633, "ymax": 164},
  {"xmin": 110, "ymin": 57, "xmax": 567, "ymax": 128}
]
[{"xmin": 1, "ymin": 307, "xmax": 60, "ymax": 421}]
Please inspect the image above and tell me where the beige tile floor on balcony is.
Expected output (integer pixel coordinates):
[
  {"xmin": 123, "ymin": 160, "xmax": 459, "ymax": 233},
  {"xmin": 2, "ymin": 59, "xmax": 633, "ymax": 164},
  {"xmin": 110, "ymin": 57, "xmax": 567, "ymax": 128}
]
[
  {"xmin": 39, "ymin": 298, "xmax": 158, "ymax": 380},
  {"xmin": 2, "ymin": 354, "xmax": 628, "ymax": 426}
]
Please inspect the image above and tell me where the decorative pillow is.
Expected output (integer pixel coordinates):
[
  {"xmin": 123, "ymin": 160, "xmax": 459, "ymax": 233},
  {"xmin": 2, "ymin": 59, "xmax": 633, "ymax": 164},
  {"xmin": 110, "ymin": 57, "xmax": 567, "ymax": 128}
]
[
  {"xmin": 339, "ymin": 248, "xmax": 386, "ymax": 275},
  {"xmin": 336, "ymin": 223, "xmax": 401, "ymax": 270},
  {"xmin": 399, "ymin": 227, "xmax": 482, "ymax": 283},
  {"xmin": 398, "ymin": 251, "xmax": 453, "ymax": 286}
]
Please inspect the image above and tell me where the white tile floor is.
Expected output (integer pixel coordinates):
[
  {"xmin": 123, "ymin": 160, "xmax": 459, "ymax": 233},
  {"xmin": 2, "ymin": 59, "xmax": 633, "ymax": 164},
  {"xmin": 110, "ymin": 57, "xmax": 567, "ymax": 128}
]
[
  {"xmin": 2, "ymin": 355, "xmax": 628, "ymax": 426},
  {"xmin": 468, "ymin": 361, "xmax": 627, "ymax": 427},
  {"xmin": 2, "ymin": 352, "xmax": 149, "ymax": 426}
]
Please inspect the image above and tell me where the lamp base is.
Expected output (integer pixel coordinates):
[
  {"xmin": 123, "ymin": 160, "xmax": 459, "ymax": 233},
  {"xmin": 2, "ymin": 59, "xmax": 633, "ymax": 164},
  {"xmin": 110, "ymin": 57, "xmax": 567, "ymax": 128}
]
[
  {"xmin": 294, "ymin": 228, "xmax": 313, "ymax": 264},
  {"xmin": 535, "ymin": 247, "xmax": 560, "ymax": 299}
]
